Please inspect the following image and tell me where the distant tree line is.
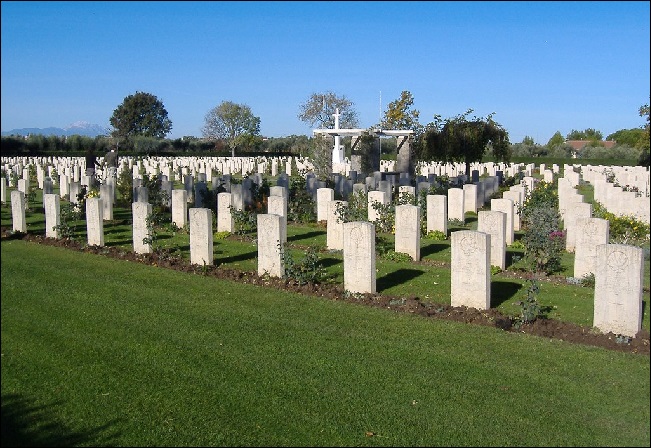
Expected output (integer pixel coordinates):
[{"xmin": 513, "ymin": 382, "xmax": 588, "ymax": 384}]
[
  {"xmin": 2, "ymin": 90, "xmax": 648, "ymax": 168},
  {"xmin": 0, "ymin": 134, "xmax": 311, "ymax": 158}
]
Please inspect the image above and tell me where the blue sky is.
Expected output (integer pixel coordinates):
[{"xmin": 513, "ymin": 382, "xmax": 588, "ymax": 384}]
[{"xmin": 1, "ymin": 1, "xmax": 649, "ymax": 143}]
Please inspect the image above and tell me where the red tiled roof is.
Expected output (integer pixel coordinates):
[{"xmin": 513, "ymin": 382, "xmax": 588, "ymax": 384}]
[{"xmin": 565, "ymin": 140, "xmax": 617, "ymax": 150}]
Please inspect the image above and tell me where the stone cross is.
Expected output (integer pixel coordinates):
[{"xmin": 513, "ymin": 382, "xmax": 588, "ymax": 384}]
[{"xmin": 332, "ymin": 108, "xmax": 344, "ymax": 164}]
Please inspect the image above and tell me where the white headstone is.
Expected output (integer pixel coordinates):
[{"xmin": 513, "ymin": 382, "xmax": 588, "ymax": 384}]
[
  {"xmin": 217, "ymin": 192, "xmax": 234, "ymax": 233},
  {"xmin": 426, "ymin": 194, "xmax": 447, "ymax": 235},
  {"xmin": 593, "ymin": 244, "xmax": 644, "ymax": 337},
  {"xmin": 86, "ymin": 197, "xmax": 104, "ymax": 246},
  {"xmin": 451, "ymin": 230, "xmax": 491, "ymax": 310},
  {"xmin": 267, "ymin": 195, "xmax": 288, "ymax": 243},
  {"xmin": 11, "ymin": 190, "xmax": 26, "ymax": 233},
  {"xmin": 574, "ymin": 217, "xmax": 609, "ymax": 279},
  {"xmin": 44, "ymin": 193, "xmax": 60, "ymax": 238},
  {"xmin": 343, "ymin": 221, "xmax": 376, "ymax": 294},
  {"xmin": 317, "ymin": 188, "xmax": 334, "ymax": 222},
  {"xmin": 327, "ymin": 200, "xmax": 347, "ymax": 250},
  {"xmin": 172, "ymin": 189, "xmax": 188, "ymax": 229},
  {"xmin": 478, "ymin": 210, "xmax": 506, "ymax": 270},
  {"xmin": 447, "ymin": 188, "xmax": 465, "ymax": 223},
  {"xmin": 132, "ymin": 202, "xmax": 152, "ymax": 254},
  {"xmin": 395, "ymin": 204, "xmax": 421, "ymax": 261},
  {"xmin": 257, "ymin": 214, "xmax": 284, "ymax": 278},
  {"xmin": 189, "ymin": 208, "xmax": 213, "ymax": 266}
]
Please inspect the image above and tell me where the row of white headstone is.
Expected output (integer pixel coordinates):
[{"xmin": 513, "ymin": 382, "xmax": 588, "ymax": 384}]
[{"xmin": 4, "ymin": 161, "xmax": 647, "ymax": 338}]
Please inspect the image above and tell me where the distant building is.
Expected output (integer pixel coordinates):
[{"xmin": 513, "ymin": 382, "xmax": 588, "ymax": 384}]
[
  {"xmin": 565, "ymin": 140, "xmax": 617, "ymax": 151},
  {"xmin": 562, "ymin": 140, "xmax": 617, "ymax": 158}
]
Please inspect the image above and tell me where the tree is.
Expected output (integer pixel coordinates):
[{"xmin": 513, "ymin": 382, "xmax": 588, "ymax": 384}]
[
  {"xmin": 379, "ymin": 90, "xmax": 421, "ymax": 131},
  {"xmin": 566, "ymin": 128, "xmax": 603, "ymax": 141},
  {"xmin": 421, "ymin": 109, "xmax": 510, "ymax": 177},
  {"xmin": 308, "ymin": 134, "xmax": 333, "ymax": 181},
  {"xmin": 606, "ymin": 128, "xmax": 646, "ymax": 148},
  {"xmin": 638, "ymin": 102, "xmax": 650, "ymax": 166},
  {"xmin": 110, "ymin": 91, "xmax": 172, "ymax": 140},
  {"xmin": 298, "ymin": 91, "xmax": 359, "ymax": 129},
  {"xmin": 522, "ymin": 136, "xmax": 535, "ymax": 146},
  {"xmin": 202, "ymin": 101, "xmax": 261, "ymax": 157},
  {"xmin": 546, "ymin": 131, "xmax": 565, "ymax": 148},
  {"xmin": 639, "ymin": 102, "xmax": 649, "ymax": 147}
]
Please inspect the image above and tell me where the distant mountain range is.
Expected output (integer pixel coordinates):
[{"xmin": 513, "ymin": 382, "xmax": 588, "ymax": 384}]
[{"xmin": 1, "ymin": 121, "xmax": 110, "ymax": 138}]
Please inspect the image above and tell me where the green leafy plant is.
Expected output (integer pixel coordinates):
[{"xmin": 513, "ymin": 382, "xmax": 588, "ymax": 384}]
[
  {"xmin": 370, "ymin": 200, "xmax": 395, "ymax": 233},
  {"xmin": 116, "ymin": 168, "xmax": 134, "ymax": 205},
  {"xmin": 287, "ymin": 176, "xmax": 316, "ymax": 223},
  {"xmin": 229, "ymin": 206, "xmax": 257, "ymax": 235},
  {"xmin": 592, "ymin": 201, "xmax": 650, "ymax": 246},
  {"xmin": 333, "ymin": 190, "xmax": 368, "ymax": 223},
  {"xmin": 142, "ymin": 209, "xmax": 168, "ymax": 251},
  {"xmin": 519, "ymin": 181, "xmax": 565, "ymax": 274},
  {"xmin": 514, "ymin": 277, "xmax": 542, "ymax": 327},
  {"xmin": 53, "ymin": 200, "xmax": 82, "ymax": 240},
  {"xmin": 9, "ymin": 170, "xmax": 19, "ymax": 187},
  {"xmin": 490, "ymin": 265, "xmax": 502, "ymax": 275},
  {"xmin": 24, "ymin": 188, "xmax": 37, "ymax": 212},
  {"xmin": 447, "ymin": 218, "xmax": 467, "ymax": 228},
  {"xmin": 281, "ymin": 245, "xmax": 326, "ymax": 285},
  {"xmin": 580, "ymin": 272, "xmax": 595, "ymax": 288},
  {"xmin": 382, "ymin": 250, "xmax": 413, "ymax": 262},
  {"xmin": 424, "ymin": 230, "xmax": 447, "ymax": 241}
]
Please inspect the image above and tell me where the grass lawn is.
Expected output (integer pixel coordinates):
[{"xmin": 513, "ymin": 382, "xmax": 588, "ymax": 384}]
[{"xmin": 2, "ymin": 239, "xmax": 649, "ymax": 447}]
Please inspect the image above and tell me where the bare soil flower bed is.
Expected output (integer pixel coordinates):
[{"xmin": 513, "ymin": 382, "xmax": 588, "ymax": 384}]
[{"xmin": 3, "ymin": 228, "xmax": 648, "ymax": 356}]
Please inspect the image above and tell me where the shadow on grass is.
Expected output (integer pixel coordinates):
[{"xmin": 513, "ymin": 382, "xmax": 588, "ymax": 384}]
[
  {"xmin": 287, "ymin": 230, "xmax": 326, "ymax": 242},
  {"xmin": 377, "ymin": 269, "xmax": 425, "ymax": 292},
  {"xmin": 318, "ymin": 257, "xmax": 342, "ymax": 269},
  {"xmin": 1, "ymin": 393, "xmax": 121, "ymax": 447},
  {"xmin": 215, "ymin": 250, "xmax": 257, "ymax": 265},
  {"xmin": 490, "ymin": 280, "xmax": 524, "ymax": 307},
  {"xmin": 421, "ymin": 241, "xmax": 449, "ymax": 258},
  {"xmin": 104, "ymin": 239, "xmax": 134, "ymax": 247}
]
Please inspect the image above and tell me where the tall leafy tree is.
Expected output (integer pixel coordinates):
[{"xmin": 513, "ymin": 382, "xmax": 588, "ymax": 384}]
[
  {"xmin": 637, "ymin": 102, "xmax": 650, "ymax": 166},
  {"xmin": 298, "ymin": 91, "xmax": 359, "ymax": 129},
  {"xmin": 566, "ymin": 128, "xmax": 603, "ymax": 141},
  {"xmin": 639, "ymin": 102, "xmax": 649, "ymax": 147},
  {"xmin": 379, "ymin": 90, "xmax": 421, "ymax": 131},
  {"xmin": 110, "ymin": 91, "xmax": 172, "ymax": 140},
  {"xmin": 606, "ymin": 128, "xmax": 646, "ymax": 147},
  {"xmin": 421, "ymin": 109, "xmax": 510, "ymax": 177},
  {"xmin": 202, "ymin": 101, "xmax": 261, "ymax": 157},
  {"xmin": 547, "ymin": 131, "xmax": 565, "ymax": 148}
]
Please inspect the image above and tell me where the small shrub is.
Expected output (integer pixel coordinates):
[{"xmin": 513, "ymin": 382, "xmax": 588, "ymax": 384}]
[
  {"xmin": 514, "ymin": 278, "xmax": 542, "ymax": 327},
  {"xmin": 282, "ymin": 245, "xmax": 326, "ymax": 285},
  {"xmin": 579, "ymin": 272, "xmax": 595, "ymax": 288},
  {"xmin": 142, "ymin": 209, "xmax": 168, "ymax": 250},
  {"xmin": 230, "ymin": 206, "xmax": 257, "ymax": 235},
  {"xmin": 593, "ymin": 201, "xmax": 650, "ymax": 246},
  {"xmin": 370, "ymin": 200, "xmax": 395, "ymax": 234},
  {"xmin": 54, "ymin": 201, "xmax": 82, "ymax": 240},
  {"xmin": 490, "ymin": 265, "xmax": 502, "ymax": 275},
  {"xmin": 519, "ymin": 182, "xmax": 565, "ymax": 274},
  {"xmin": 116, "ymin": 168, "xmax": 133, "ymax": 205},
  {"xmin": 447, "ymin": 218, "xmax": 467, "ymax": 228},
  {"xmin": 382, "ymin": 250, "xmax": 413, "ymax": 263},
  {"xmin": 334, "ymin": 190, "xmax": 368, "ymax": 223},
  {"xmin": 287, "ymin": 176, "xmax": 316, "ymax": 223},
  {"xmin": 424, "ymin": 230, "xmax": 447, "ymax": 241}
]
